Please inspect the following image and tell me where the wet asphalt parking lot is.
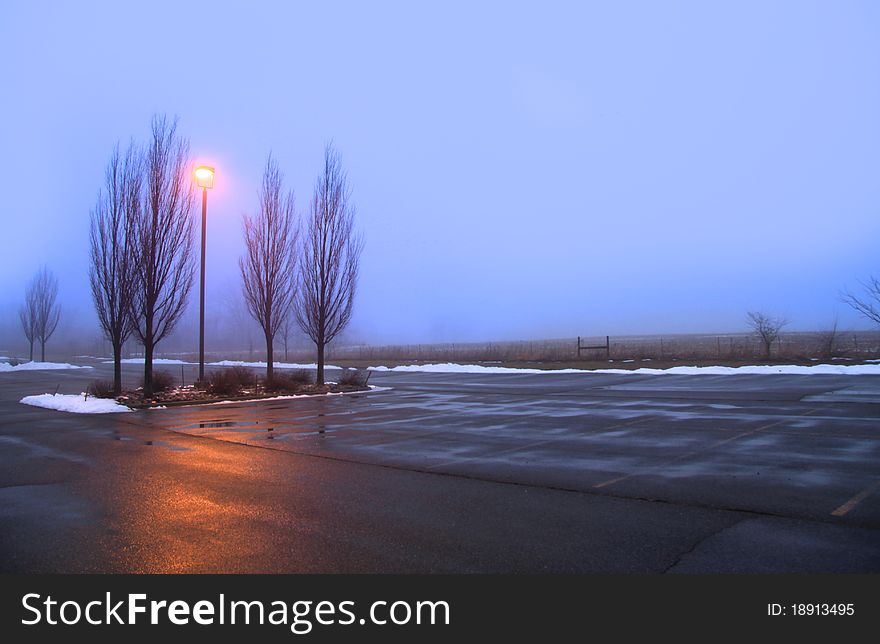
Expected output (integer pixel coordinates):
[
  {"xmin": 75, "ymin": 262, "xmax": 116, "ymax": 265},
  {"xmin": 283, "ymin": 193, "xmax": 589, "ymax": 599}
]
[{"xmin": 1, "ymin": 360, "xmax": 878, "ymax": 572}]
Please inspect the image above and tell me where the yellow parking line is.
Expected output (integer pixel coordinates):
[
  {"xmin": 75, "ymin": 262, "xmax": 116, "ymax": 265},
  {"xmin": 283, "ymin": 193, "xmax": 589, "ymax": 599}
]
[{"xmin": 831, "ymin": 480, "xmax": 880, "ymax": 517}]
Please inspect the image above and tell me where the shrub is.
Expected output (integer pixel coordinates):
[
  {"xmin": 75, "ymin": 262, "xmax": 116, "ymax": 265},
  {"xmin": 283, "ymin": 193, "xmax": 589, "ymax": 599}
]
[
  {"xmin": 337, "ymin": 369, "xmax": 370, "ymax": 387},
  {"xmin": 87, "ymin": 379, "xmax": 116, "ymax": 399},
  {"xmin": 208, "ymin": 366, "xmax": 254, "ymax": 396},
  {"xmin": 264, "ymin": 369, "xmax": 312, "ymax": 392},
  {"xmin": 8, "ymin": 358, "xmax": 22, "ymax": 366},
  {"xmin": 145, "ymin": 370, "xmax": 176, "ymax": 393}
]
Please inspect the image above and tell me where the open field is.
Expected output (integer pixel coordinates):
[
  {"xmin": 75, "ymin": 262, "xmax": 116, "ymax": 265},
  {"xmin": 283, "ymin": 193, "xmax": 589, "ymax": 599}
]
[
  {"xmin": 321, "ymin": 330, "xmax": 880, "ymax": 365},
  {"xmin": 37, "ymin": 329, "xmax": 878, "ymax": 373},
  {"xmin": 1, "ymin": 358, "xmax": 878, "ymax": 573}
]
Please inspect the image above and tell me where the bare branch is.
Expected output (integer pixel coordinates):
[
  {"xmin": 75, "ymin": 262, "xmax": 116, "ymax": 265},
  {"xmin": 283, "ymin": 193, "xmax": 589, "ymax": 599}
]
[{"xmin": 842, "ymin": 276, "xmax": 880, "ymax": 326}]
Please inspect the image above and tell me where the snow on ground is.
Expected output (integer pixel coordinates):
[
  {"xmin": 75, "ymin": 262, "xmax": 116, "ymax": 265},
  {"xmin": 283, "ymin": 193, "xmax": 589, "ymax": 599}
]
[
  {"xmin": 207, "ymin": 360, "xmax": 345, "ymax": 370},
  {"xmin": 367, "ymin": 362, "xmax": 880, "ymax": 376},
  {"xmin": 207, "ymin": 384, "xmax": 390, "ymax": 406},
  {"xmin": 109, "ymin": 358, "xmax": 193, "ymax": 365},
  {"xmin": 20, "ymin": 393, "xmax": 132, "ymax": 414},
  {"xmin": 0, "ymin": 361, "xmax": 92, "ymax": 372}
]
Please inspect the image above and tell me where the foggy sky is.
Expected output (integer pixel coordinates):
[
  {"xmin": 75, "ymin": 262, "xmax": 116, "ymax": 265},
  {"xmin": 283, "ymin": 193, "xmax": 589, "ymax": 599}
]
[{"xmin": 1, "ymin": 0, "xmax": 878, "ymax": 354}]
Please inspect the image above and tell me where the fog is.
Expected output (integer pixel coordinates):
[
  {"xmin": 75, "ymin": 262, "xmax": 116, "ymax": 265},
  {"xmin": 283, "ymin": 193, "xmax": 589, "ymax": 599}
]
[{"xmin": 1, "ymin": 1, "xmax": 878, "ymax": 357}]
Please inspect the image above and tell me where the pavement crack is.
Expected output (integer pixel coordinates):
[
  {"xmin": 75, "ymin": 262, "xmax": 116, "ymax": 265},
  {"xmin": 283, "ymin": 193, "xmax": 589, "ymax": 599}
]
[{"xmin": 660, "ymin": 520, "xmax": 741, "ymax": 574}]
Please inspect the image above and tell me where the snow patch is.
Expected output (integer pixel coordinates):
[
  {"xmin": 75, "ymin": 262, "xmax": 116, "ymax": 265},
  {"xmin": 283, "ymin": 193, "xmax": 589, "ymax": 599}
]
[
  {"xmin": 367, "ymin": 362, "xmax": 880, "ymax": 376},
  {"xmin": 1, "ymin": 361, "xmax": 92, "ymax": 372},
  {"xmin": 20, "ymin": 393, "xmax": 132, "ymax": 414}
]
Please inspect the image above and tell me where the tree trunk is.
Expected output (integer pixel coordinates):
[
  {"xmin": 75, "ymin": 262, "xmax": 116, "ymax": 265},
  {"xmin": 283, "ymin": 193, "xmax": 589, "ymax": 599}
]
[
  {"xmin": 316, "ymin": 341, "xmax": 325, "ymax": 385},
  {"xmin": 112, "ymin": 341, "xmax": 123, "ymax": 396},
  {"xmin": 40, "ymin": 340, "xmax": 46, "ymax": 362},
  {"xmin": 28, "ymin": 340, "xmax": 33, "ymax": 362},
  {"xmin": 143, "ymin": 335, "xmax": 154, "ymax": 398},
  {"xmin": 763, "ymin": 339, "xmax": 771, "ymax": 360},
  {"xmin": 266, "ymin": 332, "xmax": 274, "ymax": 384}
]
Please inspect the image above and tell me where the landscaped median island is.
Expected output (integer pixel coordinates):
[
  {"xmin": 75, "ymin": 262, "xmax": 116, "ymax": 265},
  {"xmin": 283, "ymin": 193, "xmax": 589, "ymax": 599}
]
[
  {"xmin": 116, "ymin": 365, "xmax": 373, "ymax": 409},
  {"xmin": 18, "ymin": 365, "xmax": 375, "ymax": 414}
]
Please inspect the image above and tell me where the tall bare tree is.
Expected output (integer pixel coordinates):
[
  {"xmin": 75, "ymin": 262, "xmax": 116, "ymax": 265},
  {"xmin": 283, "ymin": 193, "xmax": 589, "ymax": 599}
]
[
  {"xmin": 131, "ymin": 116, "xmax": 196, "ymax": 397},
  {"xmin": 843, "ymin": 276, "xmax": 880, "ymax": 326},
  {"xmin": 240, "ymin": 155, "xmax": 298, "ymax": 383},
  {"xmin": 746, "ymin": 311, "xmax": 788, "ymax": 359},
  {"xmin": 293, "ymin": 144, "xmax": 363, "ymax": 385},
  {"xmin": 18, "ymin": 287, "xmax": 37, "ymax": 361},
  {"xmin": 24, "ymin": 267, "xmax": 61, "ymax": 362},
  {"xmin": 89, "ymin": 142, "xmax": 141, "ymax": 394}
]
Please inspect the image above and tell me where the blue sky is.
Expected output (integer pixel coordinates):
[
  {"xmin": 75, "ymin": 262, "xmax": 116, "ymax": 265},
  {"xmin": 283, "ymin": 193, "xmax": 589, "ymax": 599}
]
[{"xmin": 1, "ymin": 0, "xmax": 878, "ymax": 346}]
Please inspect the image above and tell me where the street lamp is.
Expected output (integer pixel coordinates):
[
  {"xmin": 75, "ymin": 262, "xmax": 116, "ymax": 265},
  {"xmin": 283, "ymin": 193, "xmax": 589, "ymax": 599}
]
[{"xmin": 195, "ymin": 165, "xmax": 215, "ymax": 382}]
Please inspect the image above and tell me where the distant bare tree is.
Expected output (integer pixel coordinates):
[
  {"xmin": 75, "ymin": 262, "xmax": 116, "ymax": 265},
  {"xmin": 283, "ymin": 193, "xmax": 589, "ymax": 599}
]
[
  {"xmin": 18, "ymin": 287, "xmax": 37, "ymax": 361},
  {"xmin": 89, "ymin": 142, "xmax": 141, "ymax": 394},
  {"xmin": 843, "ymin": 276, "xmax": 880, "ymax": 326},
  {"xmin": 293, "ymin": 144, "xmax": 363, "ymax": 385},
  {"xmin": 23, "ymin": 267, "xmax": 62, "ymax": 362},
  {"xmin": 816, "ymin": 319, "xmax": 839, "ymax": 361},
  {"xmin": 746, "ymin": 311, "xmax": 788, "ymax": 359},
  {"xmin": 240, "ymin": 155, "xmax": 298, "ymax": 383},
  {"xmin": 130, "ymin": 116, "xmax": 196, "ymax": 397}
]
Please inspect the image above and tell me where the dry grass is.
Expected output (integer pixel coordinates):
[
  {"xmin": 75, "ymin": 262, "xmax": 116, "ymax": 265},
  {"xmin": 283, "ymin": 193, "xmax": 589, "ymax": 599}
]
[{"xmin": 314, "ymin": 330, "xmax": 880, "ymax": 366}]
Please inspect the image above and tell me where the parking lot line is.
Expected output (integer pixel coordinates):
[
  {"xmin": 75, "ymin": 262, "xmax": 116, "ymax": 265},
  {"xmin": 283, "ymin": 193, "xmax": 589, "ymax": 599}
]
[
  {"xmin": 831, "ymin": 480, "xmax": 880, "ymax": 517},
  {"xmin": 592, "ymin": 406, "xmax": 826, "ymax": 490},
  {"xmin": 424, "ymin": 416, "xmax": 653, "ymax": 471}
]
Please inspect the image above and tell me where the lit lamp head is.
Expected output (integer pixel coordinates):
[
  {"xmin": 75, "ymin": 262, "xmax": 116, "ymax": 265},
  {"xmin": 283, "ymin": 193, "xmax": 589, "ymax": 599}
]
[{"xmin": 195, "ymin": 165, "xmax": 215, "ymax": 189}]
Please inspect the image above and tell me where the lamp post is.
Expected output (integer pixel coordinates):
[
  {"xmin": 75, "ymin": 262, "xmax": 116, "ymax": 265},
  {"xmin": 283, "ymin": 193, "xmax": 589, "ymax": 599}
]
[{"xmin": 194, "ymin": 165, "xmax": 215, "ymax": 382}]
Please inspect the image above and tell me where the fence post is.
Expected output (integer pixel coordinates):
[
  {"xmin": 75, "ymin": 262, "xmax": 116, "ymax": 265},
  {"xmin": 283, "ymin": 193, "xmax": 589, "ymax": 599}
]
[{"xmin": 605, "ymin": 335, "xmax": 610, "ymax": 359}]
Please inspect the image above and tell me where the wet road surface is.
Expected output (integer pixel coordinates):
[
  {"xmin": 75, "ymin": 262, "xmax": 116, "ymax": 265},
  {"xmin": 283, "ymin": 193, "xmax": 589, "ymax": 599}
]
[{"xmin": 1, "ymin": 361, "xmax": 878, "ymax": 572}]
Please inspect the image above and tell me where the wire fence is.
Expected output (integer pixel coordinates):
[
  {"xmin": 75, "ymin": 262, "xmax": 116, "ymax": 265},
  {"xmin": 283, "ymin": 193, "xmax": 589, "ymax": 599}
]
[{"xmin": 321, "ymin": 331, "xmax": 880, "ymax": 364}]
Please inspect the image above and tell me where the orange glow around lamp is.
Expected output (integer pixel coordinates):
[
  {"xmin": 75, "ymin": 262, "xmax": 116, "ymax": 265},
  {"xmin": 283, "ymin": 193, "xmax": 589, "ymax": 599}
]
[{"xmin": 195, "ymin": 166, "xmax": 215, "ymax": 381}]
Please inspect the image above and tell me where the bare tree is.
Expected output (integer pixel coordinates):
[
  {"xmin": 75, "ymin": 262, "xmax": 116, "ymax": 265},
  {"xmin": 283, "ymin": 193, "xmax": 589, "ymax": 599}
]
[
  {"xmin": 293, "ymin": 144, "xmax": 363, "ymax": 385},
  {"xmin": 23, "ymin": 267, "xmax": 62, "ymax": 362},
  {"xmin": 816, "ymin": 319, "xmax": 839, "ymax": 361},
  {"xmin": 18, "ymin": 288, "xmax": 37, "ymax": 361},
  {"xmin": 746, "ymin": 311, "xmax": 788, "ymax": 359},
  {"xmin": 89, "ymin": 142, "xmax": 141, "ymax": 394},
  {"xmin": 130, "ymin": 116, "xmax": 196, "ymax": 397},
  {"xmin": 240, "ymin": 155, "xmax": 298, "ymax": 383},
  {"xmin": 843, "ymin": 276, "xmax": 880, "ymax": 326}
]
